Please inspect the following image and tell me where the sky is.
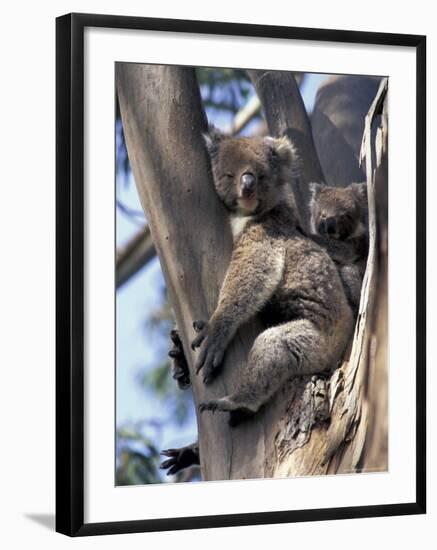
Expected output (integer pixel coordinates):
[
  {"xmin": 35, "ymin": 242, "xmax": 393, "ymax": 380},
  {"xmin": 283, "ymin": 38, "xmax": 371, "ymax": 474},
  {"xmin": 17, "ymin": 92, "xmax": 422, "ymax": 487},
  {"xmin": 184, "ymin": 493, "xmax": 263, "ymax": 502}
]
[{"xmin": 115, "ymin": 72, "xmax": 331, "ymax": 468}]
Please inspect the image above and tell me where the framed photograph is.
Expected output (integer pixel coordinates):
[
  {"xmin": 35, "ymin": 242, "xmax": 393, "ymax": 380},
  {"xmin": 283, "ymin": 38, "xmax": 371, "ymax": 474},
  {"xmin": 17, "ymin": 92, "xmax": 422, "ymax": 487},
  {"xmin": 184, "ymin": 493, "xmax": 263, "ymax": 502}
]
[{"xmin": 56, "ymin": 13, "xmax": 426, "ymax": 536}]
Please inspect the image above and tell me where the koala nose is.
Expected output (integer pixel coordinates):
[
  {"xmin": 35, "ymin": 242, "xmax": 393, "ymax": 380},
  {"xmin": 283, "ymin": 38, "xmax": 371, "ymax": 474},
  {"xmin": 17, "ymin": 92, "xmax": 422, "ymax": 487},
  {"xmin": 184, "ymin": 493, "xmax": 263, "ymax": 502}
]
[
  {"xmin": 325, "ymin": 217, "xmax": 337, "ymax": 235},
  {"xmin": 240, "ymin": 172, "xmax": 256, "ymax": 197}
]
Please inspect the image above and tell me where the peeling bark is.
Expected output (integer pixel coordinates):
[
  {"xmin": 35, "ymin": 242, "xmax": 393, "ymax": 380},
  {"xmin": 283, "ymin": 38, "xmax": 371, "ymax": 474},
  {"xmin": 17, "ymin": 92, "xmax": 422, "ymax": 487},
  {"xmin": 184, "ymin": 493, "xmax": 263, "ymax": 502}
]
[{"xmin": 257, "ymin": 75, "xmax": 388, "ymax": 478}]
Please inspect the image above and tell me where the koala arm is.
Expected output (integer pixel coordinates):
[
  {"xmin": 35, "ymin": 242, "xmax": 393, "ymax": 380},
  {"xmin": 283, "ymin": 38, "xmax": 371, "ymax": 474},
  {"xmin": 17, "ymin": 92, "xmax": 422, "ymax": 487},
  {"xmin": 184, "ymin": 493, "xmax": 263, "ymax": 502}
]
[
  {"xmin": 192, "ymin": 234, "xmax": 285, "ymax": 383},
  {"xmin": 310, "ymin": 234, "xmax": 358, "ymax": 265}
]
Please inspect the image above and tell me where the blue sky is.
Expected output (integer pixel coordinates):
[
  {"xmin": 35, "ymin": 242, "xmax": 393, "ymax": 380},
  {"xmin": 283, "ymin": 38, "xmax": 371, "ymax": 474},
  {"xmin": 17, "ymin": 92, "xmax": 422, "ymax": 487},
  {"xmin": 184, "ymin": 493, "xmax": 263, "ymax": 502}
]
[{"xmin": 115, "ymin": 72, "xmax": 330, "ymax": 466}]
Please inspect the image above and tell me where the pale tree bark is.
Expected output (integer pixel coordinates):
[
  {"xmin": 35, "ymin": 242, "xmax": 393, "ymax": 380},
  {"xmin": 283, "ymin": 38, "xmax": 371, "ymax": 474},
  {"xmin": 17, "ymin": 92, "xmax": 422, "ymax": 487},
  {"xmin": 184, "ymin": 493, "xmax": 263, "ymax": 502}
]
[{"xmin": 117, "ymin": 64, "xmax": 388, "ymax": 480}]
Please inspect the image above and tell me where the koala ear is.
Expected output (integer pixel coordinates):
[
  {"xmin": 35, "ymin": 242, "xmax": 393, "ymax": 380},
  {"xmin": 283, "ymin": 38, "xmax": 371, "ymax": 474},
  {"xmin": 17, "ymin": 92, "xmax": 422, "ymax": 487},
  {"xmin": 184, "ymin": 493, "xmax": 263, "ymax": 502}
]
[
  {"xmin": 266, "ymin": 136, "xmax": 294, "ymax": 162},
  {"xmin": 265, "ymin": 136, "xmax": 300, "ymax": 177},
  {"xmin": 203, "ymin": 125, "xmax": 225, "ymax": 158},
  {"xmin": 309, "ymin": 182, "xmax": 324, "ymax": 199},
  {"xmin": 350, "ymin": 182, "xmax": 367, "ymax": 201}
]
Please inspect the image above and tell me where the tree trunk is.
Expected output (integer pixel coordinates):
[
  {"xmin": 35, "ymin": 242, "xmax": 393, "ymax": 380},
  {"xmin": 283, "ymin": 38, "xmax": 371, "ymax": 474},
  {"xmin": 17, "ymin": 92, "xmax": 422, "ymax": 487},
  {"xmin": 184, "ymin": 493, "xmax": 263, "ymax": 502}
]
[
  {"xmin": 117, "ymin": 64, "xmax": 388, "ymax": 481},
  {"xmin": 311, "ymin": 75, "xmax": 381, "ymax": 187}
]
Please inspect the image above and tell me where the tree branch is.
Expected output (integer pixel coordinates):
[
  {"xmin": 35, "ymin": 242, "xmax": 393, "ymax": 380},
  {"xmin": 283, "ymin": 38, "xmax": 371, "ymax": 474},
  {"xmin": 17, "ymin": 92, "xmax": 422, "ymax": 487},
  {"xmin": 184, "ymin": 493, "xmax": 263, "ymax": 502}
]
[
  {"xmin": 116, "ymin": 225, "xmax": 156, "ymax": 289},
  {"xmin": 311, "ymin": 75, "xmax": 381, "ymax": 187}
]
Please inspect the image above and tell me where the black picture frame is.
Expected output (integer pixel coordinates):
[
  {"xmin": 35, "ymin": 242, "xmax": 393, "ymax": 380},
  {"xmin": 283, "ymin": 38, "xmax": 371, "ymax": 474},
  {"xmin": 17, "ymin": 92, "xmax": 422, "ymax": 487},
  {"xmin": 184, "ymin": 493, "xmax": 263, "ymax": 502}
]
[{"xmin": 56, "ymin": 12, "xmax": 426, "ymax": 537}]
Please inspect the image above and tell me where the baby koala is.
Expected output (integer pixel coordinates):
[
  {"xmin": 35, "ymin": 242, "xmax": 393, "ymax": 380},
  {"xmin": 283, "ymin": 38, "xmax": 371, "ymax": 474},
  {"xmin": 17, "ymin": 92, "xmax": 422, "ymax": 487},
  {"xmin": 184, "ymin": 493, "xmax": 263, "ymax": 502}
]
[{"xmin": 309, "ymin": 182, "xmax": 369, "ymax": 312}]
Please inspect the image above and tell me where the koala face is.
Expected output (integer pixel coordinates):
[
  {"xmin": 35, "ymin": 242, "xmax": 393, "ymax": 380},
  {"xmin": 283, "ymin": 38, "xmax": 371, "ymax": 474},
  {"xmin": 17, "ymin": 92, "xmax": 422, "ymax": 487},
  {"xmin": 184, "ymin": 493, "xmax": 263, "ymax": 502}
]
[
  {"xmin": 204, "ymin": 128, "xmax": 299, "ymax": 216},
  {"xmin": 310, "ymin": 182, "xmax": 367, "ymax": 240}
]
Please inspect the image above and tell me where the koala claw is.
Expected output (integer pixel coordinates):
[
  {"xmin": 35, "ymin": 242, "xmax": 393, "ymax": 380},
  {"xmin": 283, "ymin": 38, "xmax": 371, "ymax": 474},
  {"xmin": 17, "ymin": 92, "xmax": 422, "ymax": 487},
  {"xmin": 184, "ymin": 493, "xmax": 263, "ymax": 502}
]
[
  {"xmin": 194, "ymin": 343, "xmax": 224, "ymax": 383},
  {"xmin": 193, "ymin": 320, "xmax": 206, "ymax": 332},
  {"xmin": 160, "ymin": 450, "xmax": 184, "ymax": 475},
  {"xmin": 191, "ymin": 333, "xmax": 206, "ymax": 351},
  {"xmin": 202, "ymin": 372, "xmax": 214, "ymax": 386},
  {"xmin": 160, "ymin": 444, "xmax": 199, "ymax": 475},
  {"xmin": 198, "ymin": 400, "xmax": 219, "ymax": 413},
  {"xmin": 199, "ymin": 397, "xmax": 233, "ymax": 413},
  {"xmin": 168, "ymin": 329, "xmax": 190, "ymax": 390},
  {"xmin": 191, "ymin": 320, "xmax": 208, "ymax": 351}
]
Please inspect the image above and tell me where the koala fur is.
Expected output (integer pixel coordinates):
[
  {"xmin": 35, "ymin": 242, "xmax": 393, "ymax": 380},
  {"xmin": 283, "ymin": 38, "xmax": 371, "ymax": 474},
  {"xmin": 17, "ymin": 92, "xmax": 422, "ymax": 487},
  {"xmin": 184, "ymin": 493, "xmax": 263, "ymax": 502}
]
[
  {"xmin": 309, "ymin": 182, "xmax": 369, "ymax": 311},
  {"xmin": 191, "ymin": 129, "xmax": 354, "ymax": 424}
]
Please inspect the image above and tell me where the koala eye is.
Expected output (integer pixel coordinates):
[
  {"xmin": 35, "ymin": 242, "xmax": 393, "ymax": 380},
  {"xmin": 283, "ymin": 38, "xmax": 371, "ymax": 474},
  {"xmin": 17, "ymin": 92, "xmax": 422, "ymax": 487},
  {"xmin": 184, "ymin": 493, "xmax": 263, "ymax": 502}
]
[
  {"xmin": 223, "ymin": 173, "xmax": 234, "ymax": 179},
  {"xmin": 258, "ymin": 173, "xmax": 265, "ymax": 181}
]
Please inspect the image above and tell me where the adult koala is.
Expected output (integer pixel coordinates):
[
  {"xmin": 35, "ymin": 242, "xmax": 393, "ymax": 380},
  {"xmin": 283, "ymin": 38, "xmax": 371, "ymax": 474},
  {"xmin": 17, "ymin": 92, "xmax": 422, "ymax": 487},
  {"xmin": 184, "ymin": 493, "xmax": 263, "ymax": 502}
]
[{"xmin": 191, "ymin": 128, "xmax": 354, "ymax": 425}]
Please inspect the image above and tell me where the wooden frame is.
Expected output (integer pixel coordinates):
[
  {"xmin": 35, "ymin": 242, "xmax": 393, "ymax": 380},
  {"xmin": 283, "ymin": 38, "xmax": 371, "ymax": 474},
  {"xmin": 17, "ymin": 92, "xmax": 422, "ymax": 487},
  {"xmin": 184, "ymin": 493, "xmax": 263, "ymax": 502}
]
[{"xmin": 56, "ymin": 12, "xmax": 426, "ymax": 536}]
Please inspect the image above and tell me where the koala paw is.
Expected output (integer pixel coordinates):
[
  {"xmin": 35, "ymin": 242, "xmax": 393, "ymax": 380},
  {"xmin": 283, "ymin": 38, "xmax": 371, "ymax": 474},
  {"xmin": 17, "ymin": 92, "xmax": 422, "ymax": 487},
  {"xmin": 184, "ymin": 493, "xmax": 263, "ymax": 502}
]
[
  {"xmin": 168, "ymin": 329, "xmax": 190, "ymax": 390},
  {"xmin": 191, "ymin": 320, "xmax": 226, "ymax": 384},
  {"xmin": 199, "ymin": 397, "xmax": 255, "ymax": 427},
  {"xmin": 190, "ymin": 319, "xmax": 208, "ymax": 350},
  {"xmin": 160, "ymin": 444, "xmax": 199, "ymax": 476},
  {"xmin": 194, "ymin": 337, "xmax": 225, "ymax": 385},
  {"xmin": 198, "ymin": 396, "xmax": 239, "ymax": 413}
]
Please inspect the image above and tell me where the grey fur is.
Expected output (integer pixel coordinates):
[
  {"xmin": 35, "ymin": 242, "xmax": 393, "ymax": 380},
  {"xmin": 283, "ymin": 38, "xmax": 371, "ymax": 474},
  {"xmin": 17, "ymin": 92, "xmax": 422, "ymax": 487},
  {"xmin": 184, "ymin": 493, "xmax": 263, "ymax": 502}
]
[
  {"xmin": 192, "ymin": 132, "xmax": 354, "ymax": 424},
  {"xmin": 308, "ymin": 182, "xmax": 369, "ymax": 311}
]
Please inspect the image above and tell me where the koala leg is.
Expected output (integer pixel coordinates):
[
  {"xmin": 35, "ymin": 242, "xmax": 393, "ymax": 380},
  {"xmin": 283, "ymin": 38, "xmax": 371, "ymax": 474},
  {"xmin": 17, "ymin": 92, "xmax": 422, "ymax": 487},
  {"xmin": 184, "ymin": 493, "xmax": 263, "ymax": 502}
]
[
  {"xmin": 339, "ymin": 265, "xmax": 363, "ymax": 312},
  {"xmin": 199, "ymin": 319, "xmax": 331, "ymax": 423}
]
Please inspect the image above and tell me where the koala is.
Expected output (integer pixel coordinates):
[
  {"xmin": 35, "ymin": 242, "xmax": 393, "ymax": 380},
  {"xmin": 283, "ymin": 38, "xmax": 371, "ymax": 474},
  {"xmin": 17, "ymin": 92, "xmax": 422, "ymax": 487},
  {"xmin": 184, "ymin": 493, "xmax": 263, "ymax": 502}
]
[
  {"xmin": 191, "ymin": 128, "xmax": 354, "ymax": 425},
  {"xmin": 309, "ymin": 182, "xmax": 369, "ymax": 311}
]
